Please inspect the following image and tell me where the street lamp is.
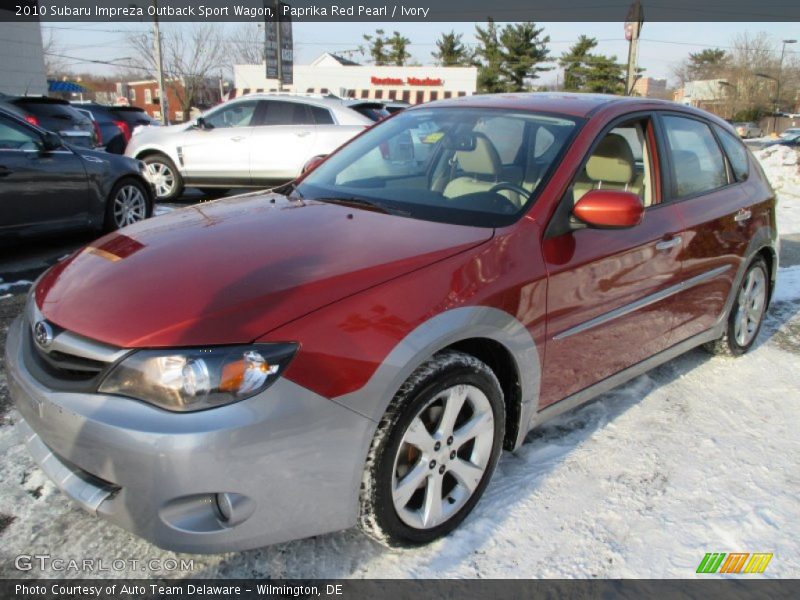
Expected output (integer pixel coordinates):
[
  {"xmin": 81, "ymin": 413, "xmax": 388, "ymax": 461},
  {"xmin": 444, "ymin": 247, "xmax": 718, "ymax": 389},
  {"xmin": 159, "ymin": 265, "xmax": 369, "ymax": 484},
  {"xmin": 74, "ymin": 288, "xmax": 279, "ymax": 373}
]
[{"xmin": 759, "ymin": 39, "xmax": 797, "ymax": 134}]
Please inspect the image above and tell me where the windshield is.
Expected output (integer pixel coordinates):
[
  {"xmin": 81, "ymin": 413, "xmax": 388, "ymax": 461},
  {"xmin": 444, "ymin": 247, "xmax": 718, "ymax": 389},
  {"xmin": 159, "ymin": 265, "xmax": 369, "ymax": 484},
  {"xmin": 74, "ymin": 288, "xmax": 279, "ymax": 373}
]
[{"xmin": 297, "ymin": 107, "xmax": 581, "ymax": 227}]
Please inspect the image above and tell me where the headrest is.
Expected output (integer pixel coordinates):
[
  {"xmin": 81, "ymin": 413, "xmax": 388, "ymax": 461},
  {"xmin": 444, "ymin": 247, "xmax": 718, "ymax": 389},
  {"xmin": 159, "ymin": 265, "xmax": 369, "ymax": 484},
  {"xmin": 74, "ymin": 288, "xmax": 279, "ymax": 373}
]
[
  {"xmin": 586, "ymin": 133, "xmax": 634, "ymax": 184},
  {"xmin": 456, "ymin": 133, "xmax": 501, "ymax": 177}
]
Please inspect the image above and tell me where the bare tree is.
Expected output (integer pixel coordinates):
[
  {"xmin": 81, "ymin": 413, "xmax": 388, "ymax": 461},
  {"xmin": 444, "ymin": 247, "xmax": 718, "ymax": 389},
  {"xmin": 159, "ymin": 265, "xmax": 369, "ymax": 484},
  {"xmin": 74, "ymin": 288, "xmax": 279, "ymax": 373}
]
[
  {"xmin": 126, "ymin": 24, "xmax": 229, "ymax": 116},
  {"xmin": 41, "ymin": 28, "xmax": 70, "ymax": 78},
  {"xmin": 228, "ymin": 24, "xmax": 265, "ymax": 65}
]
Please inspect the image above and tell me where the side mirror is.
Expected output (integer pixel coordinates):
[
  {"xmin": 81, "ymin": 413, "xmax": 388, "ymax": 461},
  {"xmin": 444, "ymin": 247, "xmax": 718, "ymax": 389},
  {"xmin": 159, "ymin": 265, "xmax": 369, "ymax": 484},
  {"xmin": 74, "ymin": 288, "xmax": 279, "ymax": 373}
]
[
  {"xmin": 301, "ymin": 154, "xmax": 327, "ymax": 174},
  {"xmin": 572, "ymin": 189, "xmax": 644, "ymax": 229},
  {"xmin": 41, "ymin": 132, "xmax": 63, "ymax": 152},
  {"xmin": 195, "ymin": 117, "xmax": 211, "ymax": 130}
]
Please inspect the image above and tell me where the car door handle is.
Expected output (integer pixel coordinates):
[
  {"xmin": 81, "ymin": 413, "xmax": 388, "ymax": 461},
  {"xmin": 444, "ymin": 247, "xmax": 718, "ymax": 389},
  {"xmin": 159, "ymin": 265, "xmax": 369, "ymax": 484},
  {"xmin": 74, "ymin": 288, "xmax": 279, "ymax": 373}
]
[
  {"xmin": 295, "ymin": 131, "xmax": 311, "ymax": 137},
  {"xmin": 734, "ymin": 208, "xmax": 752, "ymax": 223},
  {"xmin": 655, "ymin": 236, "xmax": 682, "ymax": 252},
  {"xmin": 0, "ymin": 166, "xmax": 11, "ymax": 177},
  {"xmin": 230, "ymin": 136, "xmax": 246, "ymax": 142}
]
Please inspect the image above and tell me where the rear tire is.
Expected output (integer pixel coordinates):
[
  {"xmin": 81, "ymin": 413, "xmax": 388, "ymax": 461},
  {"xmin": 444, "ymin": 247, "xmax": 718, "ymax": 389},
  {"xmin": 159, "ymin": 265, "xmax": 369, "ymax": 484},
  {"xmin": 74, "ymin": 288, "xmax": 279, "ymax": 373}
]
[
  {"xmin": 143, "ymin": 154, "xmax": 184, "ymax": 201},
  {"xmin": 358, "ymin": 351, "xmax": 505, "ymax": 547},
  {"xmin": 704, "ymin": 257, "xmax": 769, "ymax": 356}
]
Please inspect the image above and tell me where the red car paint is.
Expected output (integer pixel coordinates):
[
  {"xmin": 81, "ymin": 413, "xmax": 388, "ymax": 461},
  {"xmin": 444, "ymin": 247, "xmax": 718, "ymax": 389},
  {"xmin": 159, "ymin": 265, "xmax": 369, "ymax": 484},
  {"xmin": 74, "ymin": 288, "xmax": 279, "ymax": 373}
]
[{"xmin": 34, "ymin": 94, "xmax": 776, "ymax": 409}]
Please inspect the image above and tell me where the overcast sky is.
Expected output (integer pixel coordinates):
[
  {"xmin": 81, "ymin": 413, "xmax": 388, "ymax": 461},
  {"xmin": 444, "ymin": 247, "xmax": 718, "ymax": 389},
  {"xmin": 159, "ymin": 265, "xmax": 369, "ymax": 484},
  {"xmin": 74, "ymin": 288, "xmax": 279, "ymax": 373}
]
[{"xmin": 44, "ymin": 21, "xmax": 800, "ymax": 85}]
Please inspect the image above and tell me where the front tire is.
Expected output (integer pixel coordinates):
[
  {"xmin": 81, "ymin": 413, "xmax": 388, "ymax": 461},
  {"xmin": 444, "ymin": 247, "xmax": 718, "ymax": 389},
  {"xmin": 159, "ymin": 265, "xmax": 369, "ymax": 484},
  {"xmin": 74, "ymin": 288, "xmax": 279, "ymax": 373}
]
[
  {"xmin": 359, "ymin": 351, "xmax": 505, "ymax": 547},
  {"xmin": 143, "ymin": 154, "xmax": 184, "ymax": 201},
  {"xmin": 704, "ymin": 257, "xmax": 769, "ymax": 356},
  {"xmin": 104, "ymin": 178, "xmax": 152, "ymax": 231}
]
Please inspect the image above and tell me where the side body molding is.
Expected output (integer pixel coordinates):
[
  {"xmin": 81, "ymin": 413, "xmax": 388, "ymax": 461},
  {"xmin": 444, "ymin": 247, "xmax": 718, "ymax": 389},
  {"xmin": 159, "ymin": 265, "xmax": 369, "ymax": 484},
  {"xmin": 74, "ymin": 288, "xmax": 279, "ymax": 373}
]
[{"xmin": 333, "ymin": 306, "xmax": 541, "ymax": 450}]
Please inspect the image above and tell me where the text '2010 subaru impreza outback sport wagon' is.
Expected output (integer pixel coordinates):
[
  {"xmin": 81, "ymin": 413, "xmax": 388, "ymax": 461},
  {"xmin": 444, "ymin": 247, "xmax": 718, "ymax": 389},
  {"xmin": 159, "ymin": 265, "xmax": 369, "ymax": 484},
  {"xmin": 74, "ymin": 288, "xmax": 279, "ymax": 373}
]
[{"xmin": 6, "ymin": 93, "xmax": 777, "ymax": 552}]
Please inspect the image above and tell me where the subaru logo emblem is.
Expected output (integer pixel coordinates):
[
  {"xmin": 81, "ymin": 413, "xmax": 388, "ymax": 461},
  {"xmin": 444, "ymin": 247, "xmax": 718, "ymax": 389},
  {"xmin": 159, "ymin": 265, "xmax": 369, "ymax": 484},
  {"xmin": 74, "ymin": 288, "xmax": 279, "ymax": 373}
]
[{"xmin": 34, "ymin": 321, "xmax": 54, "ymax": 348}]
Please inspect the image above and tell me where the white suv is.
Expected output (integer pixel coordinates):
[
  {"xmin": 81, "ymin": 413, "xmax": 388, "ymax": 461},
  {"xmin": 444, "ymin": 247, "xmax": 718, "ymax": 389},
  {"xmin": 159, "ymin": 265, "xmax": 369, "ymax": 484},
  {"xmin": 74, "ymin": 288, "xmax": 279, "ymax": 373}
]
[{"xmin": 126, "ymin": 94, "xmax": 377, "ymax": 200}]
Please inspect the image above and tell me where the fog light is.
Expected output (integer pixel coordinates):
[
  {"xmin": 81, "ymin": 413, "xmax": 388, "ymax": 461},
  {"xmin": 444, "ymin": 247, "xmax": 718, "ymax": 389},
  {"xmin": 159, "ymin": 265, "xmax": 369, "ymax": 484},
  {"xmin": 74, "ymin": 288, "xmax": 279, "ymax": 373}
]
[{"xmin": 215, "ymin": 492, "xmax": 233, "ymax": 522}]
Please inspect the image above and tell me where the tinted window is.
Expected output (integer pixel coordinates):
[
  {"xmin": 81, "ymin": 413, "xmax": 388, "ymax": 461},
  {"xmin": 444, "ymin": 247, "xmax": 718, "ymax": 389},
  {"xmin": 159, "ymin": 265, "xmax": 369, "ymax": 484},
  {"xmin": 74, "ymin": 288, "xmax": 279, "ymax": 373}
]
[
  {"xmin": 309, "ymin": 105, "xmax": 334, "ymax": 125},
  {"xmin": 205, "ymin": 100, "xmax": 258, "ymax": 128},
  {"xmin": 714, "ymin": 125, "xmax": 749, "ymax": 182},
  {"xmin": 351, "ymin": 104, "xmax": 390, "ymax": 122},
  {"xmin": 662, "ymin": 115, "xmax": 728, "ymax": 197},
  {"xmin": 14, "ymin": 100, "xmax": 78, "ymax": 119},
  {"xmin": 261, "ymin": 101, "xmax": 313, "ymax": 126},
  {"xmin": 0, "ymin": 116, "xmax": 40, "ymax": 150}
]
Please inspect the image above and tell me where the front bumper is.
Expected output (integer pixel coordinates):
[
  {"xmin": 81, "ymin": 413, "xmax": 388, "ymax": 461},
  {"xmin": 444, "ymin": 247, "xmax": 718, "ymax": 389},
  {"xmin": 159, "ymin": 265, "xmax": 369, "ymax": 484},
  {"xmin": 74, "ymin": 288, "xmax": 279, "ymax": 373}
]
[{"xmin": 5, "ymin": 316, "xmax": 376, "ymax": 553}]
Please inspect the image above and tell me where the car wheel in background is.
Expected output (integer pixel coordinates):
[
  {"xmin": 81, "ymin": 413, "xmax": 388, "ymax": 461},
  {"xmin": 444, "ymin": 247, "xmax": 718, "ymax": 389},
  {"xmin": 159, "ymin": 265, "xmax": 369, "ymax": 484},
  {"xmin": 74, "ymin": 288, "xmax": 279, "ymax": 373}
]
[
  {"xmin": 704, "ymin": 257, "xmax": 769, "ymax": 356},
  {"xmin": 105, "ymin": 178, "xmax": 152, "ymax": 231},
  {"xmin": 143, "ymin": 154, "xmax": 184, "ymax": 201},
  {"xmin": 359, "ymin": 351, "xmax": 505, "ymax": 547}
]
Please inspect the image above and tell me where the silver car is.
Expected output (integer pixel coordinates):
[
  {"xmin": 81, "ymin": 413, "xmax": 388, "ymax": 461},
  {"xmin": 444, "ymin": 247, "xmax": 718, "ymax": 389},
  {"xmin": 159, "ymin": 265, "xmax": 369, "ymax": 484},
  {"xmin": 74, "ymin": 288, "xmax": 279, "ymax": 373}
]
[{"xmin": 125, "ymin": 94, "xmax": 375, "ymax": 200}]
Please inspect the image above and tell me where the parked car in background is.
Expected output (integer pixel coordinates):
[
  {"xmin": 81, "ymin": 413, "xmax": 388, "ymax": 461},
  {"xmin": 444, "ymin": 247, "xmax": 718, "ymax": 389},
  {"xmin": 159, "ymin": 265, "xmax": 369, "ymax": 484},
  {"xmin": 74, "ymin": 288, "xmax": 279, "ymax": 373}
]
[
  {"xmin": 125, "ymin": 94, "xmax": 374, "ymax": 200},
  {"xmin": 0, "ymin": 106, "xmax": 153, "ymax": 239},
  {"xmin": 733, "ymin": 121, "xmax": 762, "ymax": 139},
  {"xmin": 348, "ymin": 101, "xmax": 391, "ymax": 122},
  {"xmin": 381, "ymin": 100, "xmax": 411, "ymax": 114},
  {"xmin": 763, "ymin": 130, "xmax": 800, "ymax": 148},
  {"xmin": 7, "ymin": 93, "xmax": 777, "ymax": 552},
  {"xmin": 2, "ymin": 96, "xmax": 98, "ymax": 148},
  {"xmin": 72, "ymin": 103, "xmax": 158, "ymax": 154}
]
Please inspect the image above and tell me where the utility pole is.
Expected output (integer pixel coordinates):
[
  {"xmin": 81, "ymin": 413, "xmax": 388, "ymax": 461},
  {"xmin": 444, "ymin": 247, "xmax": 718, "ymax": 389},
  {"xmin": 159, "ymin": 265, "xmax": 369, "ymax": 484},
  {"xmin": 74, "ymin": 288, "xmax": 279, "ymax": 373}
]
[
  {"xmin": 275, "ymin": 0, "xmax": 284, "ymax": 92},
  {"xmin": 152, "ymin": 0, "xmax": 169, "ymax": 124},
  {"xmin": 773, "ymin": 39, "xmax": 797, "ymax": 134},
  {"xmin": 624, "ymin": 1, "xmax": 643, "ymax": 96}
]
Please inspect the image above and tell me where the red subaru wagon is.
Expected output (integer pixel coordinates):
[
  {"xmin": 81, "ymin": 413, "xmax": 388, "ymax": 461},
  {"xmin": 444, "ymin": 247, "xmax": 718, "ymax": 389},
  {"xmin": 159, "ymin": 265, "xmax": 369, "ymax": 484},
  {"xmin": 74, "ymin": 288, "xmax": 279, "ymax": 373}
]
[{"xmin": 6, "ymin": 93, "xmax": 777, "ymax": 552}]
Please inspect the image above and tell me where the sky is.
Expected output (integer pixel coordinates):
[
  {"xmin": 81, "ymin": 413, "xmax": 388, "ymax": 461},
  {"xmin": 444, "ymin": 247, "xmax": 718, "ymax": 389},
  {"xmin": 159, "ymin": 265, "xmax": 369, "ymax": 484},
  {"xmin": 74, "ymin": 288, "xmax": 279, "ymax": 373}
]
[{"xmin": 43, "ymin": 21, "xmax": 800, "ymax": 86}]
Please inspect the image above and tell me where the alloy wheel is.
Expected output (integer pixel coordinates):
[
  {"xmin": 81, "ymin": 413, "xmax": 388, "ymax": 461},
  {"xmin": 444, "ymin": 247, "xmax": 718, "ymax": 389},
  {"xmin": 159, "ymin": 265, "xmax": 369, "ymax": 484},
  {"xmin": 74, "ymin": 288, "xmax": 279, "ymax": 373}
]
[
  {"xmin": 113, "ymin": 185, "xmax": 147, "ymax": 228},
  {"xmin": 146, "ymin": 161, "xmax": 175, "ymax": 198},
  {"xmin": 391, "ymin": 384, "xmax": 495, "ymax": 530},
  {"xmin": 734, "ymin": 266, "xmax": 767, "ymax": 347}
]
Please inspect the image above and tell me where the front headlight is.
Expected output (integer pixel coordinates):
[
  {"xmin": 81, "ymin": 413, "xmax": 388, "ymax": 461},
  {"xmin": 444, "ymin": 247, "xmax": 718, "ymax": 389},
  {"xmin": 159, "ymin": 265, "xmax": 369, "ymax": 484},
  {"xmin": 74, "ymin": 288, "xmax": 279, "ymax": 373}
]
[{"xmin": 98, "ymin": 343, "xmax": 298, "ymax": 412}]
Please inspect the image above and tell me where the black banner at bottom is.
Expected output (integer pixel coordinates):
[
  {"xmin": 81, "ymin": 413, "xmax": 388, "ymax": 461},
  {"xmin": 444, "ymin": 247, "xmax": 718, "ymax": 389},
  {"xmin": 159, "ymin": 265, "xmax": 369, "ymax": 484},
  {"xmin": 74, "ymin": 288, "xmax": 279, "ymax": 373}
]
[{"xmin": 2, "ymin": 579, "xmax": 798, "ymax": 600}]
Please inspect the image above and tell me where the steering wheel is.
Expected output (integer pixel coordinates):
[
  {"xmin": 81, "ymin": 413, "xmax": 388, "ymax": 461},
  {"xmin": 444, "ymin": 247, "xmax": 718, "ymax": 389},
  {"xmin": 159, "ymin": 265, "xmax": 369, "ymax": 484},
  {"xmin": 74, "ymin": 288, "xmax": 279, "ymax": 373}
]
[{"xmin": 489, "ymin": 182, "xmax": 530, "ymax": 198}]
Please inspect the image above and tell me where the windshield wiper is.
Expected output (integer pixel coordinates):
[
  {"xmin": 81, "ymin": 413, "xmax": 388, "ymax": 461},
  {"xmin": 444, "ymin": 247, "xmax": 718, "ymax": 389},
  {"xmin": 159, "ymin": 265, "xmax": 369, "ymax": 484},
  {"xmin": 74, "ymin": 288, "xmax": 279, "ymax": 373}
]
[
  {"xmin": 315, "ymin": 196, "xmax": 406, "ymax": 216},
  {"xmin": 274, "ymin": 180, "xmax": 304, "ymax": 200}
]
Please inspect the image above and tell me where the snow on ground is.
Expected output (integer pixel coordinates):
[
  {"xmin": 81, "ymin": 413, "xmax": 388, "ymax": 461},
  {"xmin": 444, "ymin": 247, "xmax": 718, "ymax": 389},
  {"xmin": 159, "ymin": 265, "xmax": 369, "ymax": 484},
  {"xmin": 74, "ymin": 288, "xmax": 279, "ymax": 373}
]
[{"xmin": 0, "ymin": 151, "xmax": 798, "ymax": 580}]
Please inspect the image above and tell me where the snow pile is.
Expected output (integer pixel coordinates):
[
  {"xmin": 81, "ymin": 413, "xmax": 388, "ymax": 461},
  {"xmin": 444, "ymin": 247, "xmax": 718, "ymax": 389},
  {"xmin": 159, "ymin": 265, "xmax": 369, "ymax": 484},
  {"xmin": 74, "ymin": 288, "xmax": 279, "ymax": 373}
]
[{"xmin": 755, "ymin": 145, "xmax": 800, "ymax": 200}]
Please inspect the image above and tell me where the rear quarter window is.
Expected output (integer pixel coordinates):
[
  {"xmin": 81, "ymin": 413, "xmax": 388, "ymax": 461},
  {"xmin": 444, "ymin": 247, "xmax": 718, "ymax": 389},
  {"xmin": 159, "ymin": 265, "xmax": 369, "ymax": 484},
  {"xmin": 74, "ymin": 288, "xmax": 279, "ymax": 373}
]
[{"xmin": 714, "ymin": 125, "xmax": 749, "ymax": 182}]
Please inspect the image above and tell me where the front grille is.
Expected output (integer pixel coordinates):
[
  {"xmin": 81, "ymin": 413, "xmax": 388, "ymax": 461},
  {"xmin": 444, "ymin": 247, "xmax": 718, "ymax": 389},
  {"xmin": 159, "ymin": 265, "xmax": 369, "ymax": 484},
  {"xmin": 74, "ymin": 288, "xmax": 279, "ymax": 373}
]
[{"xmin": 22, "ymin": 295, "xmax": 129, "ymax": 392}]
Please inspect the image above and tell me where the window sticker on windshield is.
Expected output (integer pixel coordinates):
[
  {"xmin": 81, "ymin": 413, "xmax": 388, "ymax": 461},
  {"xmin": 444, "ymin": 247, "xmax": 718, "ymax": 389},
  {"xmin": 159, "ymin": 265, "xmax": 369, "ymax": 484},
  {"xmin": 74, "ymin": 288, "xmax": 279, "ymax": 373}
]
[{"xmin": 422, "ymin": 132, "xmax": 445, "ymax": 144}]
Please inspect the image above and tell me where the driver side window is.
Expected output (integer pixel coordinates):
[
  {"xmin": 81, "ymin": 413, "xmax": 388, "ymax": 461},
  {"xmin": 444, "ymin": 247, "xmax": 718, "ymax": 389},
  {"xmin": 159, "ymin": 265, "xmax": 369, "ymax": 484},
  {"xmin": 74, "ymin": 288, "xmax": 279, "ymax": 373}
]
[
  {"xmin": 571, "ymin": 119, "xmax": 655, "ymax": 208},
  {"xmin": 0, "ymin": 117, "xmax": 42, "ymax": 151},
  {"xmin": 204, "ymin": 100, "xmax": 258, "ymax": 129}
]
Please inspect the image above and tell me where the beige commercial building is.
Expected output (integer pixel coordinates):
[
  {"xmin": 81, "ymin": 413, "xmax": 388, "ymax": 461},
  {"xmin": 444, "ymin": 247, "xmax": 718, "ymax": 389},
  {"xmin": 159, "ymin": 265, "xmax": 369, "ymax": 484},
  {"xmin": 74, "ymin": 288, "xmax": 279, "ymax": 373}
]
[{"xmin": 232, "ymin": 53, "xmax": 478, "ymax": 104}]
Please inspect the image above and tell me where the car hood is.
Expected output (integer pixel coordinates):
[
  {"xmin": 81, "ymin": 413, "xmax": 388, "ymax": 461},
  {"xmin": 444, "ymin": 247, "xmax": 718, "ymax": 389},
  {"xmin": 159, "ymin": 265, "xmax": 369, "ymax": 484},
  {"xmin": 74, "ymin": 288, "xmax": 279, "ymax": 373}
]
[{"xmin": 35, "ymin": 192, "xmax": 493, "ymax": 348}]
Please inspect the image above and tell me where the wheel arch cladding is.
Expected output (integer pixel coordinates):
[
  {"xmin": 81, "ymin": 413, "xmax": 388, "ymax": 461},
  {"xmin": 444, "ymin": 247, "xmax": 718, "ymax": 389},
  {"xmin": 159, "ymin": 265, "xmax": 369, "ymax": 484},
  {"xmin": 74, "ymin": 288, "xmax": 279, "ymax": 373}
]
[{"xmin": 332, "ymin": 306, "xmax": 540, "ymax": 451}]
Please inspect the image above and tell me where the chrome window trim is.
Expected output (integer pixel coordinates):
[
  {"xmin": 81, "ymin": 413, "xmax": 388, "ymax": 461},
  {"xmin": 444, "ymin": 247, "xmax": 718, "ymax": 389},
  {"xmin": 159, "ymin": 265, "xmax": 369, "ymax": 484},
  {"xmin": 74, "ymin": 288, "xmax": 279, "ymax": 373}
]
[{"xmin": 552, "ymin": 265, "xmax": 732, "ymax": 341}]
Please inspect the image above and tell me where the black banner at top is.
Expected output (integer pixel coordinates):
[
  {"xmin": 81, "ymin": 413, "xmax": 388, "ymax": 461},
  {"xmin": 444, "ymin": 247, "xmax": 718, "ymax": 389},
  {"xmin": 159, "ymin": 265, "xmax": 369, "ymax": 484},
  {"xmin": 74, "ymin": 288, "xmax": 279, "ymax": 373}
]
[{"xmin": 3, "ymin": 0, "xmax": 800, "ymax": 22}]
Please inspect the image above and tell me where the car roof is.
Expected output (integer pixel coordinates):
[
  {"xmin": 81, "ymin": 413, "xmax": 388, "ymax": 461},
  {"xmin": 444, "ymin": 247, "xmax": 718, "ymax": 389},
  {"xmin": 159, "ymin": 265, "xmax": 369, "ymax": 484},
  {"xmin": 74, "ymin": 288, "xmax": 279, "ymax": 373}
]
[
  {"xmin": 416, "ymin": 92, "xmax": 704, "ymax": 119},
  {"xmin": 10, "ymin": 95, "xmax": 70, "ymax": 105},
  {"xmin": 229, "ymin": 93, "xmax": 350, "ymax": 108}
]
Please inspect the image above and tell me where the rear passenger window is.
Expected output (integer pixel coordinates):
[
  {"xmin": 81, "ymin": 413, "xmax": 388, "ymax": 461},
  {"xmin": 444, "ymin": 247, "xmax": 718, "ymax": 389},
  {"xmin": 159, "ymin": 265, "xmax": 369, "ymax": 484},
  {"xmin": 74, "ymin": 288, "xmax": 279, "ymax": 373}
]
[
  {"xmin": 262, "ymin": 101, "xmax": 314, "ymax": 126},
  {"xmin": 662, "ymin": 116, "xmax": 728, "ymax": 197},
  {"xmin": 714, "ymin": 126, "xmax": 749, "ymax": 182},
  {"xmin": 309, "ymin": 105, "xmax": 334, "ymax": 125}
]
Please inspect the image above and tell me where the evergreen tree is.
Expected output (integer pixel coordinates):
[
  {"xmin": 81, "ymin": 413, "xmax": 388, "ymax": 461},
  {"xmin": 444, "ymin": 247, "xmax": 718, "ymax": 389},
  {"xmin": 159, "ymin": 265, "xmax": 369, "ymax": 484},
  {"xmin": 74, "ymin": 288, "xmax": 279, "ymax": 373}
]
[
  {"xmin": 388, "ymin": 31, "xmax": 412, "ymax": 66},
  {"xmin": 474, "ymin": 19, "xmax": 504, "ymax": 93},
  {"xmin": 559, "ymin": 36, "xmax": 625, "ymax": 95},
  {"xmin": 432, "ymin": 31, "xmax": 471, "ymax": 66},
  {"xmin": 498, "ymin": 22, "xmax": 551, "ymax": 91},
  {"xmin": 559, "ymin": 35, "xmax": 597, "ymax": 91},
  {"xmin": 362, "ymin": 30, "xmax": 390, "ymax": 65}
]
